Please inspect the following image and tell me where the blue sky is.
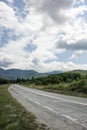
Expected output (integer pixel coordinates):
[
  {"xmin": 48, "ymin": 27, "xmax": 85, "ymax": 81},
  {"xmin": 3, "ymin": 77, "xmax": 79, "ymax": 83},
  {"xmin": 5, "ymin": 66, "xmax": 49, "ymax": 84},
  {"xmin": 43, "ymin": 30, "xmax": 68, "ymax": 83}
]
[{"xmin": 0, "ymin": 0, "xmax": 87, "ymax": 72}]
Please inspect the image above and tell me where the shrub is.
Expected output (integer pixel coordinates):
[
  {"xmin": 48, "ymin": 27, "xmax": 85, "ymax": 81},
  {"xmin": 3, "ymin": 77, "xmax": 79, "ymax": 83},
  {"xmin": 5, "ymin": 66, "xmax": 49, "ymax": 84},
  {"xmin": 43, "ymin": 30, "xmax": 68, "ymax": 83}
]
[{"xmin": 69, "ymin": 79, "xmax": 87, "ymax": 93}]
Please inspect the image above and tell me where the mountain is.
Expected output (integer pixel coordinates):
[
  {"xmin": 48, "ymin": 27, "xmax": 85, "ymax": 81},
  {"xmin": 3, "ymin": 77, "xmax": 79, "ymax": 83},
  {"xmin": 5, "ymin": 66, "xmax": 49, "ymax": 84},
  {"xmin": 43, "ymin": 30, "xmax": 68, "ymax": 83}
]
[
  {"xmin": 48, "ymin": 71, "xmax": 63, "ymax": 75},
  {"xmin": 0, "ymin": 68, "xmax": 42, "ymax": 80},
  {"xmin": 1, "ymin": 68, "xmax": 87, "ymax": 80},
  {"xmin": 0, "ymin": 68, "xmax": 62, "ymax": 80}
]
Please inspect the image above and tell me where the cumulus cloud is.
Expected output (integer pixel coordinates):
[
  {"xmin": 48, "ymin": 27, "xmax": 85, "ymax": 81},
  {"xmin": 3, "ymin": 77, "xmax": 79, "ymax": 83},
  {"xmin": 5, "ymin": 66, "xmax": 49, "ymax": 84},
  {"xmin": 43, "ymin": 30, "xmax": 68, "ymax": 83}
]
[
  {"xmin": 0, "ymin": 1, "xmax": 18, "ymax": 29},
  {"xmin": 6, "ymin": 0, "xmax": 13, "ymax": 2},
  {"xmin": 0, "ymin": 1, "xmax": 42, "ymax": 38},
  {"xmin": 71, "ymin": 51, "xmax": 87, "ymax": 59},
  {"xmin": 0, "ymin": 58, "xmax": 13, "ymax": 67},
  {"xmin": 0, "ymin": 0, "xmax": 87, "ymax": 72},
  {"xmin": 24, "ymin": 0, "xmax": 73, "ymax": 24},
  {"xmin": 32, "ymin": 61, "xmax": 87, "ymax": 72},
  {"xmin": 56, "ymin": 39, "xmax": 87, "ymax": 51}
]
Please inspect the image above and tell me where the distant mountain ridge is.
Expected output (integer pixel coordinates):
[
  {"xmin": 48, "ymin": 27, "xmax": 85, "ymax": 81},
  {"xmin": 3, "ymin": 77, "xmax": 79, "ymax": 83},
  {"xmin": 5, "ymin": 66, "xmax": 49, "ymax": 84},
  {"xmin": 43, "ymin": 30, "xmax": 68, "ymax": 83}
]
[{"xmin": 0, "ymin": 68, "xmax": 62, "ymax": 80}]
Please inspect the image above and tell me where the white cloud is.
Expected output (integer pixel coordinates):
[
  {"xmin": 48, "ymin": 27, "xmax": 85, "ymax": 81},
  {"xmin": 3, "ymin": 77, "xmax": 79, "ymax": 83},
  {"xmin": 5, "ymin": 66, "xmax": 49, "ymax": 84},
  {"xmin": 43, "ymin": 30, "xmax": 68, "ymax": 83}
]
[
  {"xmin": 0, "ymin": 57, "xmax": 13, "ymax": 67},
  {"xmin": 71, "ymin": 51, "xmax": 87, "ymax": 59},
  {"xmin": 0, "ymin": 1, "xmax": 18, "ymax": 29},
  {"xmin": 0, "ymin": 1, "xmax": 43, "ymax": 38},
  {"xmin": 7, "ymin": 0, "xmax": 13, "ymax": 3},
  {"xmin": 80, "ymin": 0, "xmax": 85, "ymax": 3},
  {"xmin": 0, "ymin": 0, "xmax": 87, "ymax": 72},
  {"xmin": 24, "ymin": 0, "xmax": 73, "ymax": 24}
]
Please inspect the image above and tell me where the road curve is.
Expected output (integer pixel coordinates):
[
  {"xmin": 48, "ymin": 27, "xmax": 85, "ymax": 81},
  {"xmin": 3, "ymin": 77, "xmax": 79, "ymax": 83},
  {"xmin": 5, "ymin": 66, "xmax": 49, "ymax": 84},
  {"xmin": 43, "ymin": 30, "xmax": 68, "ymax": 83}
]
[{"xmin": 9, "ymin": 84, "xmax": 87, "ymax": 130}]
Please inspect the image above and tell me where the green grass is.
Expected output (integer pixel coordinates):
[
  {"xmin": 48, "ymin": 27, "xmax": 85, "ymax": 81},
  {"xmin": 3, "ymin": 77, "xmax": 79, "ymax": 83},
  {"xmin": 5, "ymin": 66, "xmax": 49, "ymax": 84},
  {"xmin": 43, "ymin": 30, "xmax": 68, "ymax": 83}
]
[{"xmin": 0, "ymin": 84, "xmax": 48, "ymax": 130}]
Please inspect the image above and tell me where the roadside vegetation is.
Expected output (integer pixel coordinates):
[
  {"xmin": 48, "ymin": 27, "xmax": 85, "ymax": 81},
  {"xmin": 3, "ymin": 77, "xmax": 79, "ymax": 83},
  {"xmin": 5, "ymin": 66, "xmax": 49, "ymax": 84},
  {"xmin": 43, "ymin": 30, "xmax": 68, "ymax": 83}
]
[
  {"xmin": 0, "ymin": 70, "xmax": 87, "ymax": 97},
  {"xmin": 0, "ymin": 78, "xmax": 9, "ymax": 84},
  {"xmin": 19, "ymin": 71, "xmax": 87, "ymax": 97},
  {"xmin": 0, "ymin": 84, "xmax": 48, "ymax": 130}
]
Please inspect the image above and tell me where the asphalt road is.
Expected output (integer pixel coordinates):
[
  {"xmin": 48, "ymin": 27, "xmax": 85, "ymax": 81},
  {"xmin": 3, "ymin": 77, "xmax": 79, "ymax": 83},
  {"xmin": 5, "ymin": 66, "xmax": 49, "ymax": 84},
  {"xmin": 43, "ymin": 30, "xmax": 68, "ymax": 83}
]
[{"xmin": 9, "ymin": 84, "xmax": 87, "ymax": 130}]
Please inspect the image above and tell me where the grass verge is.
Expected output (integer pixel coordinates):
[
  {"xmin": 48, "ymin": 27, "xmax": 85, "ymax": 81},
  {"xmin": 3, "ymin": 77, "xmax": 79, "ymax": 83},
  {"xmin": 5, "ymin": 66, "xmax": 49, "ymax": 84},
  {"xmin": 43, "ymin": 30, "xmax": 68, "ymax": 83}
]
[{"xmin": 0, "ymin": 84, "xmax": 48, "ymax": 130}]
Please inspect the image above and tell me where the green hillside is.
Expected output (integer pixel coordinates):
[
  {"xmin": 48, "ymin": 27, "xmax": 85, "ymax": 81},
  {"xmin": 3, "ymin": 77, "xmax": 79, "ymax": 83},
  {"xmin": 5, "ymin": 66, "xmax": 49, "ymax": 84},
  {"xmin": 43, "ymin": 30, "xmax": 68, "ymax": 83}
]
[{"xmin": 68, "ymin": 70, "xmax": 87, "ymax": 75}]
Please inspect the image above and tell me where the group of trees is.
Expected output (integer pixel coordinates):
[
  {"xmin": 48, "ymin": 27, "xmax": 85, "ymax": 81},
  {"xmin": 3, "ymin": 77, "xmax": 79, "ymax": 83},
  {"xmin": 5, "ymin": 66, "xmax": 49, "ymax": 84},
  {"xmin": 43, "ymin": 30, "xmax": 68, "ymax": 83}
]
[
  {"xmin": 0, "ymin": 78, "xmax": 8, "ymax": 84},
  {"xmin": 32, "ymin": 72, "xmax": 82, "ymax": 85}
]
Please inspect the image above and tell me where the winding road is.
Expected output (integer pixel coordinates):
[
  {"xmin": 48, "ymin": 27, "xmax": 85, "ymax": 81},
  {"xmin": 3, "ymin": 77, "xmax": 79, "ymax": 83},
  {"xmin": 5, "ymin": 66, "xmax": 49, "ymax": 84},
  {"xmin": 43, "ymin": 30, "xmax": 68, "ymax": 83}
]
[{"xmin": 9, "ymin": 84, "xmax": 87, "ymax": 130}]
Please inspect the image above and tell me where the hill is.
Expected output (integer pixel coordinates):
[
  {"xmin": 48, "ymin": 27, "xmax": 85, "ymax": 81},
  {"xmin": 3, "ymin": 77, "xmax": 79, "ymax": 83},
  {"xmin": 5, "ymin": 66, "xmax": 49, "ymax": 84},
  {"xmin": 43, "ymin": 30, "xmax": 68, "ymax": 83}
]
[
  {"xmin": 70, "ymin": 70, "xmax": 87, "ymax": 75},
  {"xmin": 0, "ymin": 68, "xmax": 62, "ymax": 80}
]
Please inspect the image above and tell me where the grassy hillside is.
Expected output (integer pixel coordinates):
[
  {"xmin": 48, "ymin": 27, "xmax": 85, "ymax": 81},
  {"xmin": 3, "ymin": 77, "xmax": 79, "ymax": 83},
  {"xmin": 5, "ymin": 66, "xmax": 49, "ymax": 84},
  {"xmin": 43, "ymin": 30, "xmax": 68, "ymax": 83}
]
[
  {"xmin": 20, "ymin": 71, "xmax": 87, "ymax": 97},
  {"xmin": 0, "ymin": 84, "xmax": 48, "ymax": 130}
]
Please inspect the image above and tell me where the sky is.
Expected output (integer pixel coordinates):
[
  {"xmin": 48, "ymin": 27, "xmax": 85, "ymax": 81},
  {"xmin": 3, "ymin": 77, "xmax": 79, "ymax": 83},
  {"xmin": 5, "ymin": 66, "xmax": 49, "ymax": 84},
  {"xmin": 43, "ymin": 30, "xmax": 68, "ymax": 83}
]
[{"xmin": 0, "ymin": 0, "xmax": 87, "ymax": 72}]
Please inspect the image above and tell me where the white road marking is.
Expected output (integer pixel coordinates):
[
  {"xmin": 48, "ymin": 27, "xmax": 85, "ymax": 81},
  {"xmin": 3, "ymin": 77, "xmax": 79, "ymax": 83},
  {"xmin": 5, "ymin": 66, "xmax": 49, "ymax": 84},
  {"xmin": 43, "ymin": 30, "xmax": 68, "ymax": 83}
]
[
  {"xmin": 62, "ymin": 114, "xmax": 77, "ymax": 122},
  {"xmin": 28, "ymin": 98, "xmax": 40, "ymax": 105},
  {"xmin": 27, "ymin": 98, "xmax": 53, "ymax": 111},
  {"xmin": 43, "ymin": 105, "xmax": 54, "ymax": 111},
  {"xmin": 62, "ymin": 114, "xmax": 87, "ymax": 129},
  {"xmin": 35, "ymin": 101, "xmax": 40, "ymax": 105},
  {"xmin": 16, "ymin": 85, "xmax": 87, "ymax": 107}
]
